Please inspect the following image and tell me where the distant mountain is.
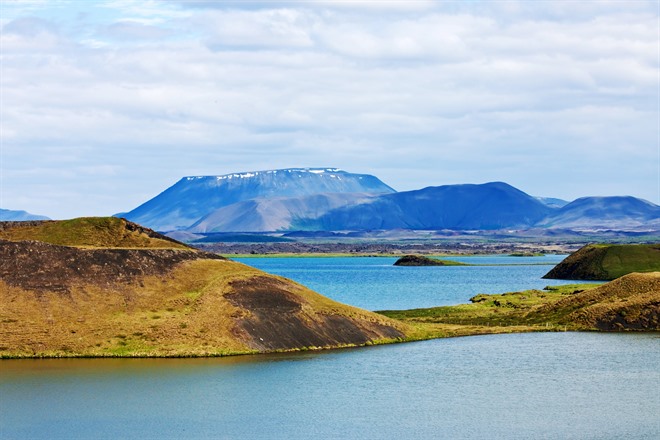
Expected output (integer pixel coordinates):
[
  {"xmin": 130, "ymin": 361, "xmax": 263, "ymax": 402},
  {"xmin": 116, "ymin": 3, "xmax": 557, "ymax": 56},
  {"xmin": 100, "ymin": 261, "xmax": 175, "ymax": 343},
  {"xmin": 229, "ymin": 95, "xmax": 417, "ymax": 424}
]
[
  {"xmin": 535, "ymin": 197, "xmax": 570, "ymax": 208},
  {"xmin": 121, "ymin": 168, "xmax": 395, "ymax": 231},
  {"xmin": 188, "ymin": 192, "xmax": 378, "ymax": 233},
  {"xmin": 0, "ymin": 208, "xmax": 50, "ymax": 221},
  {"xmin": 538, "ymin": 196, "xmax": 660, "ymax": 230},
  {"xmin": 120, "ymin": 167, "xmax": 660, "ymax": 233},
  {"xmin": 299, "ymin": 182, "xmax": 554, "ymax": 231}
]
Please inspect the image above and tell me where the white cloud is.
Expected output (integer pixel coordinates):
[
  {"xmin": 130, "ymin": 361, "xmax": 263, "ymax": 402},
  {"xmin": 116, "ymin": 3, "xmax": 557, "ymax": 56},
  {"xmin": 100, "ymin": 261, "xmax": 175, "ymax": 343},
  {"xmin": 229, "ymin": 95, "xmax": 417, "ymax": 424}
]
[
  {"xmin": 1, "ymin": 0, "xmax": 658, "ymax": 218},
  {"xmin": 197, "ymin": 8, "xmax": 316, "ymax": 49}
]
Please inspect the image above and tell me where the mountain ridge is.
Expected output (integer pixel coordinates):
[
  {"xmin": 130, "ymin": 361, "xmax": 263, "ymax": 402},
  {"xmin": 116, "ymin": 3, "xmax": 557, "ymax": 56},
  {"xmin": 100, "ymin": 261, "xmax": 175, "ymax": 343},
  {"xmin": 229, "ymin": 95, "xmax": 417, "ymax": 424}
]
[
  {"xmin": 117, "ymin": 167, "xmax": 660, "ymax": 233},
  {"xmin": 0, "ymin": 208, "xmax": 50, "ymax": 221},
  {"xmin": 296, "ymin": 182, "xmax": 554, "ymax": 231},
  {"xmin": 539, "ymin": 196, "xmax": 660, "ymax": 230},
  {"xmin": 121, "ymin": 168, "xmax": 395, "ymax": 231}
]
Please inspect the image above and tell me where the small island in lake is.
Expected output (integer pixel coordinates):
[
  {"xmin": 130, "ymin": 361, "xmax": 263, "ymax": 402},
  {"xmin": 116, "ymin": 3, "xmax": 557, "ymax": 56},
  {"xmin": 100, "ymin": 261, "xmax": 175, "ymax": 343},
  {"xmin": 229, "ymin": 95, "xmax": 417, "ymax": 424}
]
[{"xmin": 393, "ymin": 255, "xmax": 466, "ymax": 266}]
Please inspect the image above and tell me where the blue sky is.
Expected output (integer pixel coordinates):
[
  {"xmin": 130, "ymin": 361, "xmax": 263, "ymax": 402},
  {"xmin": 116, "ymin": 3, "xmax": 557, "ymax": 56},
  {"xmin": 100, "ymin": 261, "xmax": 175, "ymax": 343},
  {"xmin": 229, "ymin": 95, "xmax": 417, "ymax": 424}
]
[{"xmin": 1, "ymin": 0, "xmax": 659, "ymax": 219}]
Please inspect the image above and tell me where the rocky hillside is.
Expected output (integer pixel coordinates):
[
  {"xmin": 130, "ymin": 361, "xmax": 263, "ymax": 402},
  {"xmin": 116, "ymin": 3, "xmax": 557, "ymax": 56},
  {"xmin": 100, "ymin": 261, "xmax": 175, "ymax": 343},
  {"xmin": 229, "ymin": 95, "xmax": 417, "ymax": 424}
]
[
  {"xmin": 0, "ymin": 218, "xmax": 407, "ymax": 357},
  {"xmin": 544, "ymin": 244, "xmax": 660, "ymax": 280}
]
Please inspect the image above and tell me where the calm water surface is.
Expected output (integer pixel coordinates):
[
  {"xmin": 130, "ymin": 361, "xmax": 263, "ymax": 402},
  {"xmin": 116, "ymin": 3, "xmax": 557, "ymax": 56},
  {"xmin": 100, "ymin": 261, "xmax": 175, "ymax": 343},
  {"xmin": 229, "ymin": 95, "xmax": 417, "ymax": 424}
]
[
  {"xmin": 1, "ymin": 333, "xmax": 658, "ymax": 439},
  {"xmin": 234, "ymin": 255, "xmax": 587, "ymax": 310},
  {"xmin": 1, "ymin": 255, "xmax": 658, "ymax": 439}
]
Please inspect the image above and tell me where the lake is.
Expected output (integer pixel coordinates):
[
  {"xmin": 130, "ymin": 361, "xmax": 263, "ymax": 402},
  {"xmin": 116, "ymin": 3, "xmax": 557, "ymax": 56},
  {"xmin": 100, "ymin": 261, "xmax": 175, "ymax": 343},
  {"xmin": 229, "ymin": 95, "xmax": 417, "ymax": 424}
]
[
  {"xmin": 2, "ymin": 333, "xmax": 658, "ymax": 439},
  {"xmin": 233, "ymin": 254, "xmax": 588, "ymax": 310},
  {"xmin": 1, "ymin": 255, "xmax": 658, "ymax": 439}
]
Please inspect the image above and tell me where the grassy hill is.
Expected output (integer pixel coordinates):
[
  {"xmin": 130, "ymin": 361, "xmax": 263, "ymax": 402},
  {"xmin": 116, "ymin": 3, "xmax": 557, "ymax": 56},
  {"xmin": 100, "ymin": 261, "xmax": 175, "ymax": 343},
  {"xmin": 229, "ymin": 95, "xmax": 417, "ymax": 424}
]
[
  {"xmin": 2, "ymin": 217, "xmax": 657, "ymax": 358},
  {"xmin": 543, "ymin": 243, "xmax": 660, "ymax": 280},
  {"xmin": 0, "ymin": 217, "xmax": 190, "ymax": 249},
  {"xmin": 380, "ymin": 272, "xmax": 659, "ymax": 332},
  {"xmin": 0, "ymin": 218, "xmax": 407, "ymax": 358}
]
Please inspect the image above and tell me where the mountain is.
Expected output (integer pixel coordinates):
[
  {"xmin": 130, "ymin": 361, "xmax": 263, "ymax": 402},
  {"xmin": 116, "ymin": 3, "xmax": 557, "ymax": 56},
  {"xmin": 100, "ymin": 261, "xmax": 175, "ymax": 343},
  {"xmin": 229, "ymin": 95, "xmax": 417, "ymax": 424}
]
[
  {"xmin": 0, "ymin": 217, "xmax": 407, "ymax": 357},
  {"xmin": 0, "ymin": 208, "xmax": 50, "ymax": 221},
  {"xmin": 119, "ymin": 167, "xmax": 659, "ymax": 233},
  {"xmin": 120, "ymin": 168, "xmax": 395, "ymax": 231},
  {"xmin": 188, "ymin": 192, "xmax": 378, "ymax": 233},
  {"xmin": 300, "ymin": 182, "xmax": 554, "ymax": 231},
  {"xmin": 535, "ymin": 197, "xmax": 570, "ymax": 208},
  {"xmin": 538, "ymin": 196, "xmax": 660, "ymax": 230},
  {"xmin": 543, "ymin": 243, "xmax": 660, "ymax": 280}
]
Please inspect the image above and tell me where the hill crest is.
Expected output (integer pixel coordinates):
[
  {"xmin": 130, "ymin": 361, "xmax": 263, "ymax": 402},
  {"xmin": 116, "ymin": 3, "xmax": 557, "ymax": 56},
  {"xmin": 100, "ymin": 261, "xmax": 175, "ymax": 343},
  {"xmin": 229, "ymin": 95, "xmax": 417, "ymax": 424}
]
[
  {"xmin": 0, "ymin": 217, "xmax": 190, "ymax": 249},
  {"xmin": 544, "ymin": 243, "xmax": 660, "ymax": 280}
]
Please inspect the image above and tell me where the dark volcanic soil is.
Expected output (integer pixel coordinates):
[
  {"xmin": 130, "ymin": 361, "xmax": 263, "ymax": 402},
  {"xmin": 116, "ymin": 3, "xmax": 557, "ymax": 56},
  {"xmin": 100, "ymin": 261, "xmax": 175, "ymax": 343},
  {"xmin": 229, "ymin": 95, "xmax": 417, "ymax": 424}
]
[
  {"xmin": 0, "ymin": 239, "xmax": 223, "ymax": 293},
  {"xmin": 226, "ymin": 276, "xmax": 404, "ymax": 350}
]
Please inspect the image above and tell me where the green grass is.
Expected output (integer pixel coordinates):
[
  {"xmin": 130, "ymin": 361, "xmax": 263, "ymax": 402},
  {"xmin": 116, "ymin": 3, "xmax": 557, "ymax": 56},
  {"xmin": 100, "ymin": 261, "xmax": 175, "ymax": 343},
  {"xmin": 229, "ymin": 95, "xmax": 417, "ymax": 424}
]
[
  {"xmin": 378, "ymin": 283, "xmax": 602, "ymax": 329},
  {"xmin": 600, "ymin": 244, "xmax": 660, "ymax": 278},
  {"xmin": 0, "ymin": 217, "xmax": 189, "ymax": 249},
  {"xmin": 545, "ymin": 244, "xmax": 660, "ymax": 280}
]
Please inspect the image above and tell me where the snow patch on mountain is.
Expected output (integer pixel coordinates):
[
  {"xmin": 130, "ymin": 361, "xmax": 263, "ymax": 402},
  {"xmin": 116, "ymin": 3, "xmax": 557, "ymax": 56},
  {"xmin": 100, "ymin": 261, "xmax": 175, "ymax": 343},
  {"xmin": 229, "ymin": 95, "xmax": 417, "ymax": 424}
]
[{"xmin": 121, "ymin": 168, "xmax": 395, "ymax": 231}]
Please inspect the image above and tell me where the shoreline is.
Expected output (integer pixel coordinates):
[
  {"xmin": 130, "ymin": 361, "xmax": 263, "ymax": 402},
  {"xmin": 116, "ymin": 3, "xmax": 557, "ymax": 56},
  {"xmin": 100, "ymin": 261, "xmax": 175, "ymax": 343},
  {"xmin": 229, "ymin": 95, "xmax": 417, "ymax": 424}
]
[
  {"xmin": 4, "ymin": 327, "xmax": 656, "ymax": 360},
  {"xmin": 0, "ymin": 327, "xmax": 593, "ymax": 360}
]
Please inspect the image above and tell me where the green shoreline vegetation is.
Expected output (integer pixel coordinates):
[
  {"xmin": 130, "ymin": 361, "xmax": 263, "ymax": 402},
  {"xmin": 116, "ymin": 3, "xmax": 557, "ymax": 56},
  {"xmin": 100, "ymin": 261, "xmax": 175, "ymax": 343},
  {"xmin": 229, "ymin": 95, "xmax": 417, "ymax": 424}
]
[{"xmin": 380, "ymin": 284, "xmax": 601, "ymax": 336}]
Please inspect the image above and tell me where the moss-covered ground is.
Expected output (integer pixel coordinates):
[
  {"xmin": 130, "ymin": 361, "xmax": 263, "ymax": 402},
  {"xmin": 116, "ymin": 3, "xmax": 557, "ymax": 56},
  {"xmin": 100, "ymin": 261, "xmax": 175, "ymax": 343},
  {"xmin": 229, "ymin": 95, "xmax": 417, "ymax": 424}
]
[
  {"xmin": 379, "ymin": 283, "xmax": 604, "ymax": 338},
  {"xmin": 544, "ymin": 243, "xmax": 660, "ymax": 280}
]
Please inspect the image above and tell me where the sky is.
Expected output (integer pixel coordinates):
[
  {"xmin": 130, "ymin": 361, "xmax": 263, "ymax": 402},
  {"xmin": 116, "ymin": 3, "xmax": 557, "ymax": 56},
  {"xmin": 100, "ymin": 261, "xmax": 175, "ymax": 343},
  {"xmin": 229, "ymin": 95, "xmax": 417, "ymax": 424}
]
[{"xmin": 1, "ymin": 0, "xmax": 659, "ymax": 219}]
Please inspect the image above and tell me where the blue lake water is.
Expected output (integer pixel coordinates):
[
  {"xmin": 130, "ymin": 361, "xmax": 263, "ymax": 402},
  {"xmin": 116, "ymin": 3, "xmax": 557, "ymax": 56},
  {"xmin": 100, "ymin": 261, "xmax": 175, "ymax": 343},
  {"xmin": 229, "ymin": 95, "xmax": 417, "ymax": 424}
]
[
  {"xmin": 1, "ymin": 255, "xmax": 658, "ymax": 439},
  {"xmin": 1, "ymin": 333, "xmax": 658, "ymax": 439},
  {"xmin": 234, "ymin": 255, "xmax": 588, "ymax": 310}
]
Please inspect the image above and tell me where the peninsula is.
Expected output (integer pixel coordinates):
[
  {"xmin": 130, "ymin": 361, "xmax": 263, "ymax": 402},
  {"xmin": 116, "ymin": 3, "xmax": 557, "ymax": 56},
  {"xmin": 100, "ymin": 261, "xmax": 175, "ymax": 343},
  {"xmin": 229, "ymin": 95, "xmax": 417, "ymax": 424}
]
[{"xmin": 1, "ymin": 218, "xmax": 657, "ymax": 358}]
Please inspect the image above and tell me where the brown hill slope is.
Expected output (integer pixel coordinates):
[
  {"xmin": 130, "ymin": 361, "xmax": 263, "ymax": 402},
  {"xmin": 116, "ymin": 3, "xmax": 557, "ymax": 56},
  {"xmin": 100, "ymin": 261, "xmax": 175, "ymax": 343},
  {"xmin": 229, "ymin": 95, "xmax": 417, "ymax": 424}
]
[
  {"xmin": 381, "ymin": 273, "xmax": 659, "ymax": 332},
  {"xmin": 537, "ymin": 272, "xmax": 660, "ymax": 330},
  {"xmin": 0, "ymin": 239, "xmax": 407, "ymax": 357}
]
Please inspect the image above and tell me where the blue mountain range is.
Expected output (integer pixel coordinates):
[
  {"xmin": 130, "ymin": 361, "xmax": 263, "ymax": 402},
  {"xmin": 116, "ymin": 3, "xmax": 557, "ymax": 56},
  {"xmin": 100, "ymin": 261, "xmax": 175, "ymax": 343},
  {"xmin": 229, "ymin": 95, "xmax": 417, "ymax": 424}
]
[
  {"xmin": 0, "ymin": 209, "xmax": 50, "ymax": 221},
  {"xmin": 118, "ymin": 168, "xmax": 660, "ymax": 233}
]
